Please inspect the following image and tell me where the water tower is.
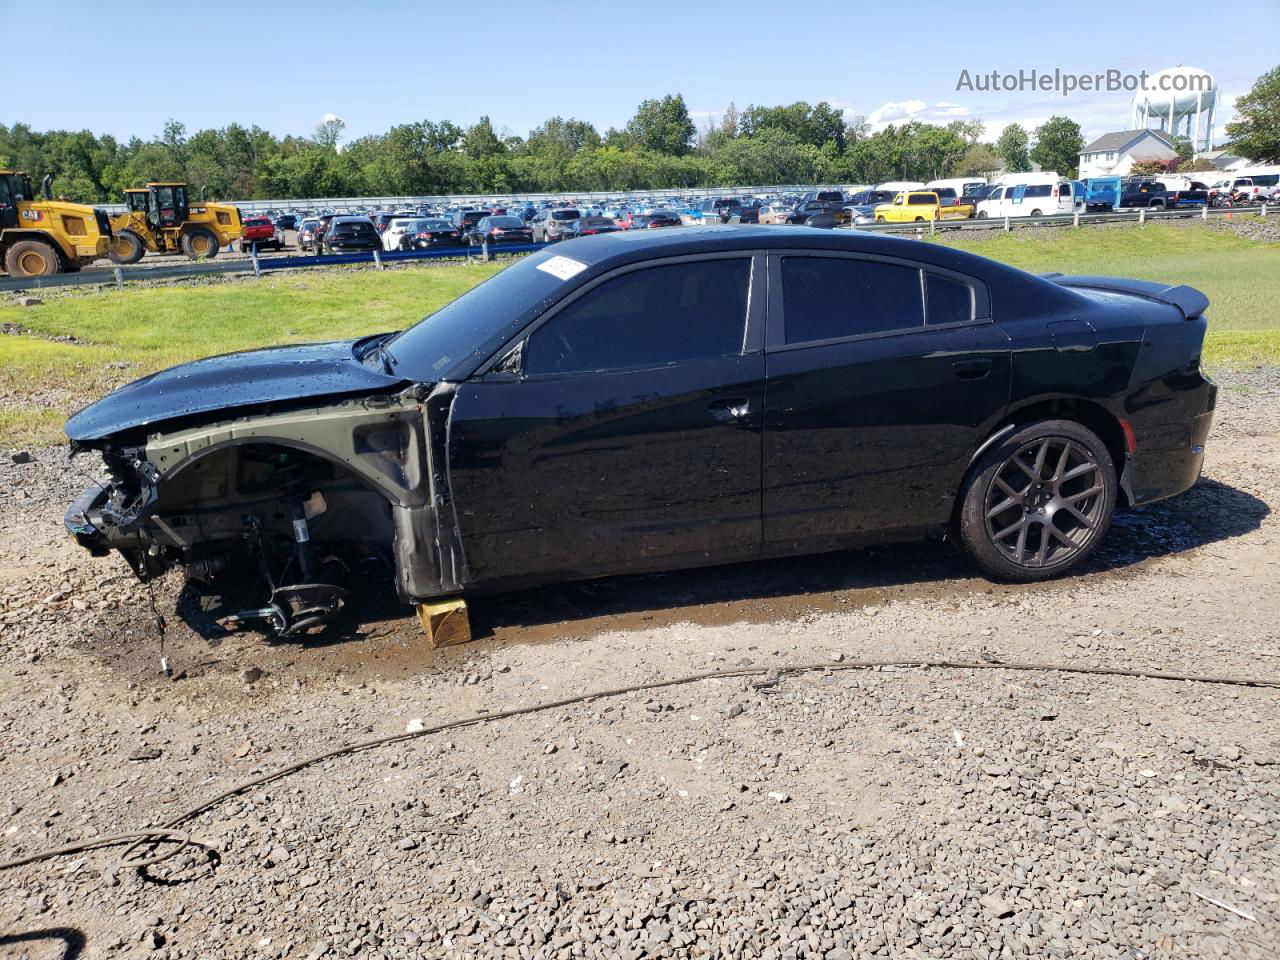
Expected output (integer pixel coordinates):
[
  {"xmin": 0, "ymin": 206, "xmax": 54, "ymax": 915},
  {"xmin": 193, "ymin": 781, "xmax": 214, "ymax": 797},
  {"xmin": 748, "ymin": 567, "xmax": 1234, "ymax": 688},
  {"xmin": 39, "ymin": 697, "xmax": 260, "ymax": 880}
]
[{"xmin": 1131, "ymin": 66, "xmax": 1217, "ymax": 154}]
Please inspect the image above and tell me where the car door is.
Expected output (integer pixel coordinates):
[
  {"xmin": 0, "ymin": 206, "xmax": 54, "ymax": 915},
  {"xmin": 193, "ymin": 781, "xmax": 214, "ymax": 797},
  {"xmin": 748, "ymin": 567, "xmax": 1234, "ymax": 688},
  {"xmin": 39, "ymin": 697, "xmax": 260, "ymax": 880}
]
[
  {"xmin": 446, "ymin": 253, "xmax": 767, "ymax": 587},
  {"xmin": 761, "ymin": 251, "xmax": 1011, "ymax": 550}
]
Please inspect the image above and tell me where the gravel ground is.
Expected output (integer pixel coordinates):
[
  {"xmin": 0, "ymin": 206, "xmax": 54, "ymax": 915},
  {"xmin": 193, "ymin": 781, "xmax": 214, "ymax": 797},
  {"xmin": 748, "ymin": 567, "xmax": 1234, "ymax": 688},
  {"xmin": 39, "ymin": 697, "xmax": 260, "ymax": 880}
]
[{"xmin": 0, "ymin": 370, "xmax": 1277, "ymax": 959}]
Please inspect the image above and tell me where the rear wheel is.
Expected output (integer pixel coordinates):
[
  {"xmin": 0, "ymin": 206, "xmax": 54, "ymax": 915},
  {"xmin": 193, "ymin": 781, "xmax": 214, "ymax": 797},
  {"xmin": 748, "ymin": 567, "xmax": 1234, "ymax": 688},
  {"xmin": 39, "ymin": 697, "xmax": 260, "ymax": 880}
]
[
  {"xmin": 956, "ymin": 419, "xmax": 1116, "ymax": 582},
  {"xmin": 4, "ymin": 240, "xmax": 61, "ymax": 277},
  {"xmin": 875, "ymin": 215, "xmax": 885, "ymax": 223},
  {"xmin": 1030, "ymin": 209, "xmax": 1043, "ymax": 217},
  {"xmin": 181, "ymin": 227, "xmax": 219, "ymax": 260},
  {"xmin": 977, "ymin": 210, "xmax": 987, "ymax": 219},
  {"xmin": 107, "ymin": 229, "xmax": 146, "ymax": 265}
]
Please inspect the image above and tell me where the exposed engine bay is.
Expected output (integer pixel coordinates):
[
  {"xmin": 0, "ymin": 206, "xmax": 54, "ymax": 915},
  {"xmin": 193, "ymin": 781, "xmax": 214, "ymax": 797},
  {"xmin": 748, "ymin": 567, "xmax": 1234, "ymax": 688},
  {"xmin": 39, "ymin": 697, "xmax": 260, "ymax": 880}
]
[{"xmin": 65, "ymin": 387, "xmax": 464, "ymax": 636}]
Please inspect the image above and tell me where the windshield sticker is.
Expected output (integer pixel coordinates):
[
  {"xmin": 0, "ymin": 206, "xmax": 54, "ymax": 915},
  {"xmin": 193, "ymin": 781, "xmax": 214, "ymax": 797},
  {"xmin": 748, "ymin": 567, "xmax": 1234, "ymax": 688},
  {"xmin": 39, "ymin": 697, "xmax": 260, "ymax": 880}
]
[{"xmin": 537, "ymin": 255, "xmax": 588, "ymax": 281}]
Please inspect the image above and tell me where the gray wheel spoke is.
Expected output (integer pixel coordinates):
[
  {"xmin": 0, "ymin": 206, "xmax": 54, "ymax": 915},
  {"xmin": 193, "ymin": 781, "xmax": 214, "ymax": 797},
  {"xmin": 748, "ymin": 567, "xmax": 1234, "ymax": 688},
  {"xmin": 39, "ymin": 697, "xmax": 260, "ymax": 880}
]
[
  {"xmin": 1014, "ymin": 523, "xmax": 1029, "ymax": 564},
  {"xmin": 1035, "ymin": 528, "xmax": 1050, "ymax": 565},
  {"xmin": 1061, "ymin": 462, "xmax": 1095, "ymax": 483},
  {"xmin": 1032, "ymin": 439, "xmax": 1051, "ymax": 477},
  {"xmin": 994, "ymin": 475, "xmax": 1024, "ymax": 499},
  {"xmin": 1064, "ymin": 485, "xmax": 1102, "ymax": 504},
  {"xmin": 1049, "ymin": 526, "xmax": 1080, "ymax": 550},
  {"xmin": 993, "ymin": 517, "xmax": 1027, "ymax": 541},
  {"xmin": 986, "ymin": 496, "xmax": 1020, "ymax": 519},
  {"xmin": 1063, "ymin": 504, "xmax": 1094, "ymax": 528},
  {"xmin": 1053, "ymin": 441, "xmax": 1074, "ymax": 482},
  {"xmin": 1010, "ymin": 455, "xmax": 1037, "ymax": 483}
]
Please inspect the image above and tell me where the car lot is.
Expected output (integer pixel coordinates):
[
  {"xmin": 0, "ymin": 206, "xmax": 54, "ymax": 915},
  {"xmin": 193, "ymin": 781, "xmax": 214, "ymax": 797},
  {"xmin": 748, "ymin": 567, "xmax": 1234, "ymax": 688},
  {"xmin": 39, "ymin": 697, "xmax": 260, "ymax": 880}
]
[{"xmin": 1, "ymin": 367, "xmax": 1278, "ymax": 957}]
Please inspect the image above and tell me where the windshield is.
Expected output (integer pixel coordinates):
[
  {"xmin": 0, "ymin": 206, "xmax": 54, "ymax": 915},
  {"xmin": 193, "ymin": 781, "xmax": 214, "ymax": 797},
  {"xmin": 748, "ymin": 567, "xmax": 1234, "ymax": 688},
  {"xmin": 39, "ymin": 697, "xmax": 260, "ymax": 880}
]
[
  {"xmin": 387, "ymin": 250, "xmax": 578, "ymax": 381},
  {"xmin": 418, "ymin": 219, "xmax": 451, "ymax": 230},
  {"xmin": 551, "ymin": 210, "xmax": 580, "ymax": 220},
  {"xmin": 488, "ymin": 216, "xmax": 524, "ymax": 227}
]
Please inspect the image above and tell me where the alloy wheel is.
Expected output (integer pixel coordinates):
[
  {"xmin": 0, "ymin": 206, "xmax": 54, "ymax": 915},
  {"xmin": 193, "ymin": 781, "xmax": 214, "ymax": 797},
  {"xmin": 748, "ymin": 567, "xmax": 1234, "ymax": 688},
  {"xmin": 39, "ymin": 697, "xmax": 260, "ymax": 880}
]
[{"xmin": 984, "ymin": 436, "xmax": 1106, "ymax": 568}]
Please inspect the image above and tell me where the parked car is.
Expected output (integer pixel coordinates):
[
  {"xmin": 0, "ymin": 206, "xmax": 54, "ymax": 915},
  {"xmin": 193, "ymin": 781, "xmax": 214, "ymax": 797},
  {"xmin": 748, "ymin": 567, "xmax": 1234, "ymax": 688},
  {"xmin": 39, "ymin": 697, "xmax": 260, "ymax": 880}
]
[
  {"xmin": 274, "ymin": 214, "xmax": 298, "ymax": 231},
  {"xmin": 873, "ymin": 191, "xmax": 974, "ymax": 222},
  {"xmin": 382, "ymin": 217, "xmax": 422, "ymax": 252},
  {"xmin": 241, "ymin": 216, "xmax": 283, "ymax": 252},
  {"xmin": 372, "ymin": 211, "xmax": 418, "ymax": 234},
  {"xmin": 561, "ymin": 216, "xmax": 620, "ymax": 239},
  {"xmin": 321, "ymin": 216, "xmax": 381, "ymax": 253},
  {"xmin": 531, "ymin": 208, "xmax": 581, "ymax": 242},
  {"xmin": 466, "ymin": 215, "xmax": 534, "ymax": 246},
  {"xmin": 785, "ymin": 200, "xmax": 851, "ymax": 227},
  {"xmin": 453, "ymin": 209, "xmax": 490, "ymax": 238},
  {"xmin": 846, "ymin": 190, "xmax": 896, "ymax": 207},
  {"xmin": 758, "ymin": 204, "xmax": 792, "ymax": 225},
  {"xmin": 399, "ymin": 218, "xmax": 462, "ymax": 249},
  {"xmin": 698, "ymin": 197, "xmax": 743, "ymax": 223},
  {"xmin": 63, "ymin": 226, "xmax": 1217, "ymax": 637},
  {"xmin": 631, "ymin": 210, "xmax": 683, "ymax": 229},
  {"xmin": 296, "ymin": 218, "xmax": 320, "ymax": 252}
]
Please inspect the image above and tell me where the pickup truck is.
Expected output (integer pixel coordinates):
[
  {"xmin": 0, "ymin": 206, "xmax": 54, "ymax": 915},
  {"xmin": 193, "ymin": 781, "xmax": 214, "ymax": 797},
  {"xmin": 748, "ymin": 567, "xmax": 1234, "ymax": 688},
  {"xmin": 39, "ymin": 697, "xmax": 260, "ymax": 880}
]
[
  {"xmin": 1083, "ymin": 178, "xmax": 1206, "ymax": 212},
  {"xmin": 240, "ymin": 216, "xmax": 283, "ymax": 251},
  {"xmin": 873, "ymin": 191, "xmax": 974, "ymax": 223}
]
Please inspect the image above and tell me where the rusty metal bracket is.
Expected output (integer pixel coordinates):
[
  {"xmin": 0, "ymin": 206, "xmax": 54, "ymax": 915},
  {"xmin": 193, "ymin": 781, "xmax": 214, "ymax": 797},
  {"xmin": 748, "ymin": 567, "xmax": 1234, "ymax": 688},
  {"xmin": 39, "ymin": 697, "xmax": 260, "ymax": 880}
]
[{"xmin": 417, "ymin": 596, "xmax": 471, "ymax": 648}]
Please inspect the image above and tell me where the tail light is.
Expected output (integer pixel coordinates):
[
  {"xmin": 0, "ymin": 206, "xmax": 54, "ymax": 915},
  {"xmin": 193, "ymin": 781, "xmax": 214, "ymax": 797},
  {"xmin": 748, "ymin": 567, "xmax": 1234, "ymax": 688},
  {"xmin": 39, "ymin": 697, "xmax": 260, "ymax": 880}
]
[{"xmin": 490, "ymin": 228, "xmax": 502, "ymax": 235}]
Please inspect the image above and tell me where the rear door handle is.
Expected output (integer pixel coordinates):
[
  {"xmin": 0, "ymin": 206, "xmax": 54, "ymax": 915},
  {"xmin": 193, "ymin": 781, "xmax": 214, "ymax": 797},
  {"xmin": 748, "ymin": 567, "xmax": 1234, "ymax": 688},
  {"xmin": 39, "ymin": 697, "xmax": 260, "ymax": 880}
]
[
  {"xmin": 708, "ymin": 398, "xmax": 750, "ymax": 422},
  {"xmin": 951, "ymin": 358, "xmax": 992, "ymax": 380}
]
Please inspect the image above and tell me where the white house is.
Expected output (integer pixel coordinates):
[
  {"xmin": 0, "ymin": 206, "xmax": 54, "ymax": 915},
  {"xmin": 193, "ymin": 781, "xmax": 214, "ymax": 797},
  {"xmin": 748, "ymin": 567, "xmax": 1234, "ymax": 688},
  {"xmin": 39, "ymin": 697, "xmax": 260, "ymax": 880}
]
[{"xmin": 1078, "ymin": 129, "xmax": 1179, "ymax": 178}]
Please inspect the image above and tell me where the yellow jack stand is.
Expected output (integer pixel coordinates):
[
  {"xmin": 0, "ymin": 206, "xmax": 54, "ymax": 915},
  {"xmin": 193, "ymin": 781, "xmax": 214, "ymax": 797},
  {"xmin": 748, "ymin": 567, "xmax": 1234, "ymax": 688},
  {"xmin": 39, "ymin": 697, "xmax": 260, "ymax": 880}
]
[{"xmin": 417, "ymin": 596, "xmax": 472, "ymax": 649}]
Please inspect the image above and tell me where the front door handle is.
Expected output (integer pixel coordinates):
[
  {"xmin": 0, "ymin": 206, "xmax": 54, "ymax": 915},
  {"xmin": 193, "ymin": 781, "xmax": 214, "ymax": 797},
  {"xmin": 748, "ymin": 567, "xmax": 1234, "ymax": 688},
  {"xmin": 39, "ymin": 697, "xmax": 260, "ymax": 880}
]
[
  {"xmin": 708, "ymin": 398, "xmax": 750, "ymax": 422},
  {"xmin": 951, "ymin": 358, "xmax": 992, "ymax": 380}
]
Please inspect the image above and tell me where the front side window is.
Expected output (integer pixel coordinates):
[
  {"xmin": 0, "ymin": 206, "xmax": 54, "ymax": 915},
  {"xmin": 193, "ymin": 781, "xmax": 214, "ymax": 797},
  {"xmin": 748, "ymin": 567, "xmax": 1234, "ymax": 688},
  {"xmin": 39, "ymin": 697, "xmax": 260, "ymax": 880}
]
[
  {"xmin": 781, "ymin": 257, "xmax": 924, "ymax": 344},
  {"xmin": 524, "ymin": 258, "xmax": 751, "ymax": 376}
]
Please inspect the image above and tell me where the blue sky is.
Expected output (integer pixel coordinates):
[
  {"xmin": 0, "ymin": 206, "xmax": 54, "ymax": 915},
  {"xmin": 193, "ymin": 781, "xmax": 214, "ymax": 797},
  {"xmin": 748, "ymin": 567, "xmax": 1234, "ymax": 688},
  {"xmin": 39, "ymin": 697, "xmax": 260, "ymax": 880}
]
[{"xmin": 20, "ymin": 0, "xmax": 1279, "ymax": 145}]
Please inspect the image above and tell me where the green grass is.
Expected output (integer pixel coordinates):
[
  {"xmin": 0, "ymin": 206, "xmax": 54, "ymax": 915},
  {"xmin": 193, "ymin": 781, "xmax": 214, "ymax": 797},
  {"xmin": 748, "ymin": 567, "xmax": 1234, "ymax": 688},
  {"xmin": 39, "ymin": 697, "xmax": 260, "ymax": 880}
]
[
  {"xmin": 939, "ymin": 221, "xmax": 1280, "ymax": 371},
  {"xmin": 1, "ymin": 223, "xmax": 1276, "ymax": 448},
  {"xmin": 0, "ymin": 263, "xmax": 505, "ymax": 446}
]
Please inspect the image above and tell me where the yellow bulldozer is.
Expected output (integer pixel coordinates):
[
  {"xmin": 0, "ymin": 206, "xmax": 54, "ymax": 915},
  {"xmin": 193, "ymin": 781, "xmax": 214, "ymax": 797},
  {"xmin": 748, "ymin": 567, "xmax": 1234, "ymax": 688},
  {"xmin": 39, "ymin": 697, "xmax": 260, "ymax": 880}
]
[
  {"xmin": 0, "ymin": 170, "xmax": 112, "ymax": 277},
  {"xmin": 107, "ymin": 182, "xmax": 241, "ymax": 263}
]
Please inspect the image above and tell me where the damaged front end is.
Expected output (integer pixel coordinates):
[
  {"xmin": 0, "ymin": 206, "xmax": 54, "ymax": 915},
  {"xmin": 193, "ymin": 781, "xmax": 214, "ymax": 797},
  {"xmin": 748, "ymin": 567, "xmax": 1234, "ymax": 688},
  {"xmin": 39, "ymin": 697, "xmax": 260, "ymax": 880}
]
[{"xmin": 65, "ymin": 384, "xmax": 466, "ymax": 636}]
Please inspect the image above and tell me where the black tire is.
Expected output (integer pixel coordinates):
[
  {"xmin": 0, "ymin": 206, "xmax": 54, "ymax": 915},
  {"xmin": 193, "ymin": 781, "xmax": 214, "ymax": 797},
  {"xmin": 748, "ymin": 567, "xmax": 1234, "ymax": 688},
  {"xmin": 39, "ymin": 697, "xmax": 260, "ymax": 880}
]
[
  {"xmin": 977, "ymin": 210, "xmax": 987, "ymax": 219},
  {"xmin": 955, "ymin": 419, "xmax": 1117, "ymax": 582},
  {"xmin": 181, "ymin": 227, "xmax": 220, "ymax": 260},
  {"xmin": 1030, "ymin": 209, "xmax": 1043, "ymax": 217},
  {"xmin": 107, "ymin": 229, "xmax": 146, "ymax": 265},
  {"xmin": 4, "ymin": 239, "xmax": 61, "ymax": 277}
]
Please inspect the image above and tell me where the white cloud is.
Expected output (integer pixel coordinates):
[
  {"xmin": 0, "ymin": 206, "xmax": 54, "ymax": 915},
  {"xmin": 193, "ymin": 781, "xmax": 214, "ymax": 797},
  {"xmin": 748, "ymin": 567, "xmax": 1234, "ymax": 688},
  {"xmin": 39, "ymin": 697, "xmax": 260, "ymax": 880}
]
[
  {"xmin": 321, "ymin": 112, "xmax": 342, "ymax": 124},
  {"xmin": 931, "ymin": 102, "xmax": 971, "ymax": 117},
  {"xmin": 867, "ymin": 99, "xmax": 927, "ymax": 125}
]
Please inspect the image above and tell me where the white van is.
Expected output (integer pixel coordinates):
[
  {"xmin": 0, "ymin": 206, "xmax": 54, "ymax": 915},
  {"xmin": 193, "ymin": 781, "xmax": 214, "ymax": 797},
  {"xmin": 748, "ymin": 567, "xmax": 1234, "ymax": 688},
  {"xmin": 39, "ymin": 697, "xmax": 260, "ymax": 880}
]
[
  {"xmin": 976, "ymin": 179, "xmax": 1076, "ymax": 218},
  {"xmin": 876, "ymin": 180, "xmax": 926, "ymax": 193}
]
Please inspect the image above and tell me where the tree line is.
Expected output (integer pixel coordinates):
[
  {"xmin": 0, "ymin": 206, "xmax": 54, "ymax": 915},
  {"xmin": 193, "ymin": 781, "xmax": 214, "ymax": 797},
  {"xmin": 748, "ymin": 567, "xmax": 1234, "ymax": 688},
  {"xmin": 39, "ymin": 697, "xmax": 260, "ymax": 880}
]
[{"xmin": 7, "ymin": 68, "xmax": 1275, "ymax": 203}]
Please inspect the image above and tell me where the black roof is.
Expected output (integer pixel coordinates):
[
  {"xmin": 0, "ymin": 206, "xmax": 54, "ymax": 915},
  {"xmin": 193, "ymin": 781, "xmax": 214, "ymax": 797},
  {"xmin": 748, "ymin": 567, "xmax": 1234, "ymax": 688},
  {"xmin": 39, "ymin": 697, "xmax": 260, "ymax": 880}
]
[{"xmin": 550, "ymin": 224, "xmax": 1039, "ymax": 288}]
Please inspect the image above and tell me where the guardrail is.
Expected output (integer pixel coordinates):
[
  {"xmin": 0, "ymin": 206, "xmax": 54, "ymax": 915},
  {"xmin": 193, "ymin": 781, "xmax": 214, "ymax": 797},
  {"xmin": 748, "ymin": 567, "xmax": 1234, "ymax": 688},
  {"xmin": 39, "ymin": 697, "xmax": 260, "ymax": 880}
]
[
  {"xmin": 0, "ymin": 241, "xmax": 542, "ymax": 293},
  {"xmin": 844, "ymin": 201, "xmax": 1274, "ymax": 236},
  {"xmin": 1, "ymin": 205, "xmax": 1272, "ymax": 294}
]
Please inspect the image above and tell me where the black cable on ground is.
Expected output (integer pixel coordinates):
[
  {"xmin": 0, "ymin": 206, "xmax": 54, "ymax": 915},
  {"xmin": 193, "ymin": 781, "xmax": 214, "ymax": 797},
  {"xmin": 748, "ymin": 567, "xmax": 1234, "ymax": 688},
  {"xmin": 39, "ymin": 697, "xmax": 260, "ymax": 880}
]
[{"xmin": 2, "ymin": 657, "xmax": 1276, "ymax": 876}]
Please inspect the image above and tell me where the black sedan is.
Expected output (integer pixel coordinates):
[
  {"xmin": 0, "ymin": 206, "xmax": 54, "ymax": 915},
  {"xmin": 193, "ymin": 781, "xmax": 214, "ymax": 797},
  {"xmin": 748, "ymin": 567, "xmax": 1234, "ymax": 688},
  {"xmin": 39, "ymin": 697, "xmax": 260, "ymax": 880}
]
[
  {"xmin": 399, "ymin": 218, "xmax": 462, "ymax": 250},
  {"xmin": 63, "ymin": 227, "xmax": 1216, "ymax": 635},
  {"xmin": 464, "ymin": 215, "xmax": 534, "ymax": 246},
  {"xmin": 632, "ymin": 210, "xmax": 684, "ymax": 229},
  {"xmin": 322, "ymin": 217, "xmax": 381, "ymax": 253},
  {"xmin": 562, "ymin": 215, "xmax": 620, "ymax": 239}
]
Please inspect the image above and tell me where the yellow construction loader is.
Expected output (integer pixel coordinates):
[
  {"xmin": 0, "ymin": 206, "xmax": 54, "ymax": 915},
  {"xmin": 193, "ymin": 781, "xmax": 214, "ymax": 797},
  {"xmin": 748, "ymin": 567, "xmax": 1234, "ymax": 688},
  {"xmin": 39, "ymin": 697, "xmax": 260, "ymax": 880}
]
[
  {"xmin": 107, "ymin": 182, "xmax": 240, "ymax": 263},
  {"xmin": 0, "ymin": 170, "xmax": 112, "ymax": 277}
]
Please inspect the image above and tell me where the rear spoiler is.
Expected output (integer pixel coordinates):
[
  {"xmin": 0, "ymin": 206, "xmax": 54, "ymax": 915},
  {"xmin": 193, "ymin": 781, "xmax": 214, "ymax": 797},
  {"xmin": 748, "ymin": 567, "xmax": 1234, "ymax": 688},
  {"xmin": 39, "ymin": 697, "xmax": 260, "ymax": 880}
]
[{"xmin": 1039, "ymin": 274, "xmax": 1209, "ymax": 319}]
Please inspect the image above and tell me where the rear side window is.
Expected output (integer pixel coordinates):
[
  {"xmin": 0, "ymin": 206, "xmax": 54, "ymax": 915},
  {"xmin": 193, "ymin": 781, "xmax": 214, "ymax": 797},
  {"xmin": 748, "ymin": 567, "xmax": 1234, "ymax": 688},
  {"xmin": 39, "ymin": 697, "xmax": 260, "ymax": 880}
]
[
  {"xmin": 781, "ymin": 257, "xmax": 924, "ymax": 344},
  {"xmin": 1025, "ymin": 185, "xmax": 1051, "ymax": 197},
  {"xmin": 524, "ymin": 258, "xmax": 751, "ymax": 376},
  {"xmin": 926, "ymin": 274, "xmax": 974, "ymax": 326}
]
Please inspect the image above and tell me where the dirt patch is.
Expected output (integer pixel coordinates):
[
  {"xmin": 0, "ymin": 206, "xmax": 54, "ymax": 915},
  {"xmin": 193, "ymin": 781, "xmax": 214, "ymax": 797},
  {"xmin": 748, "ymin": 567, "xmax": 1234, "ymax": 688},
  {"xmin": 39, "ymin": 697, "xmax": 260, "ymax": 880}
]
[{"xmin": 1, "ymin": 370, "xmax": 1278, "ymax": 959}]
